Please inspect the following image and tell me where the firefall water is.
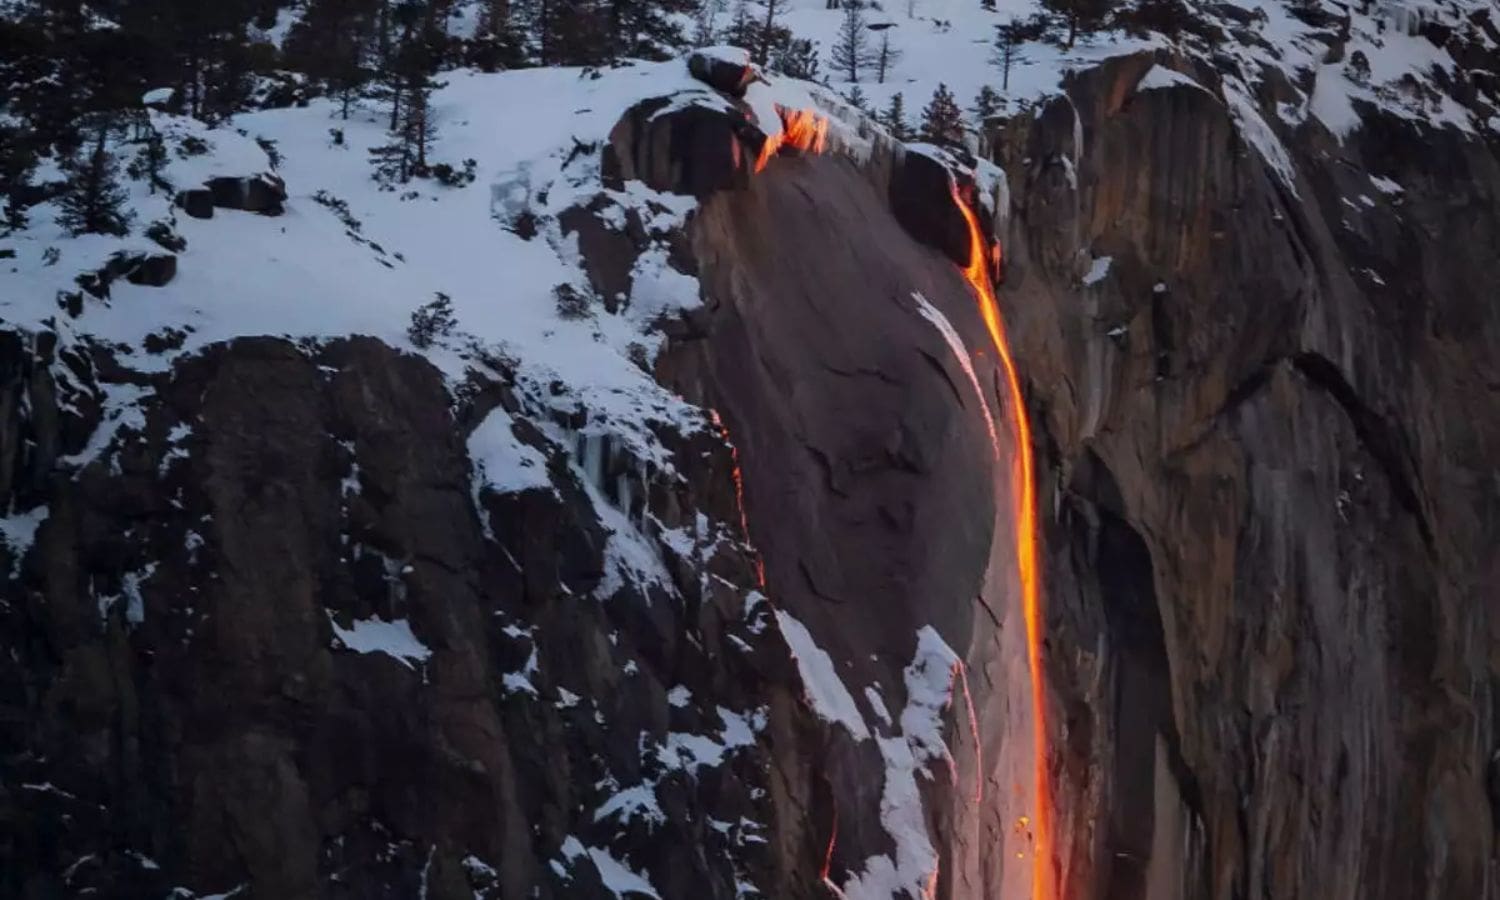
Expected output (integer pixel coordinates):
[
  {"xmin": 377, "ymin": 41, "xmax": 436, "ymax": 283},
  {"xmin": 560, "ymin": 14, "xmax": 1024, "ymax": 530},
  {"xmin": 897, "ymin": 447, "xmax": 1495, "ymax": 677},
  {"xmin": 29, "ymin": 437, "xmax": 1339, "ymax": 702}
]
[
  {"xmin": 752, "ymin": 109, "xmax": 1054, "ymax": 899},
  {"xmin": 949, "ymin": 181, "xmax": 1055, "ymax": 900}
]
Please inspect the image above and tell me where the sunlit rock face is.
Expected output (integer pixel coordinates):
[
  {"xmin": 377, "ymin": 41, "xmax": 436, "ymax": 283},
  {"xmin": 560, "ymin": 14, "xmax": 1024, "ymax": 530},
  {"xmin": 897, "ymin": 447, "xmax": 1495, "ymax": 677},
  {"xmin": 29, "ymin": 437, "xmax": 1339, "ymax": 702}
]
[{"xmin": 994, "ymin": 51, "xmax": 1498, "ymax": 900}]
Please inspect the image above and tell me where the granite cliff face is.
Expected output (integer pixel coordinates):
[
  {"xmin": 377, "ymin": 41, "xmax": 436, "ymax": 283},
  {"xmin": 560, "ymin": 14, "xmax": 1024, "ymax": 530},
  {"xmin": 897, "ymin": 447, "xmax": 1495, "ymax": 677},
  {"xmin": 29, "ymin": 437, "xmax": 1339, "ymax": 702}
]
[
  {"xmin": 995, "ymin": 51, "xmax": 1499, "ymax": 900},
  {"xmin": 2, "ymin": 36, "xmax": 1497, "ymax": 900}
]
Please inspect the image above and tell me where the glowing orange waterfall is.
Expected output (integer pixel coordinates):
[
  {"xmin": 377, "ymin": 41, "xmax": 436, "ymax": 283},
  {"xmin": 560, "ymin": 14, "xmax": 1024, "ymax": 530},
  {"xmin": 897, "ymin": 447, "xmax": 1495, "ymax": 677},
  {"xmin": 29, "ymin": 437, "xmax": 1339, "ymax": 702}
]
[
  {"xmin": 755, "ymin": 106, "xmax": 829, "ymax": 173},
  {"xmin": 948, "ymin": 180, "xmax": 1055, "ymax": 900},
  {"xmin": 745, "ymin": 110, "xmax": 1053, "ymax": 898}
]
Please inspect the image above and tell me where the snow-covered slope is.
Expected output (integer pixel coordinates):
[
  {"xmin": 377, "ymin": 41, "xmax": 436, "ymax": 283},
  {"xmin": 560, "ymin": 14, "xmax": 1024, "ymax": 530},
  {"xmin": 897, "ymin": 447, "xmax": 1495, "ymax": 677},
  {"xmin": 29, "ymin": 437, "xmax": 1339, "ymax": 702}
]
[{"xmin": 775, "ymin": 0, "xmax": 1494, "ymax": 134}]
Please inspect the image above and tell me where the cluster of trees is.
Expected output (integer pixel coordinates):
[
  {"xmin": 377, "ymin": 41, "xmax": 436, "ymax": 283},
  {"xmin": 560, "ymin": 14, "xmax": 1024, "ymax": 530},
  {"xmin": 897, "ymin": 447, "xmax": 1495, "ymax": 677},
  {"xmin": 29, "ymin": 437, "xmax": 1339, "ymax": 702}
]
[
  {"xmin": 870, "ymin": 83, "xmax": 989, "ymax": 148},
  {"xmin": 0, "ymin": 0, "xmax": 1207, "ymax": 236}
]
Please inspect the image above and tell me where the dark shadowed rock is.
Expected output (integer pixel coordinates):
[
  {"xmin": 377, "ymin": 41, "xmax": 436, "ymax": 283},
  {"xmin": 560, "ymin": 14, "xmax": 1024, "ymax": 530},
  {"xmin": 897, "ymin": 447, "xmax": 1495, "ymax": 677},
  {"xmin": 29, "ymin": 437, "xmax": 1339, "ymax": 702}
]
[
  {"xmin": 125, "ymin": 253, "xmax": 177, "ymax": 287},
  {"xmin": 888, "ymin": 145, "xmax": 976, "ymax": 269},
  {"xmin": 604, "ymin": 95, "xmax": 762, "ymax": 197},
  {"xmin": 0, "ymin": 329, "xmax": 803, "ymax": 900},
  {"xmin": 687, "ymin": 48, "xmax": 756, "ymax": 98},
  {"xmin": 176, "ymin": 188, "xmax": 214, "ymax": 219},
  {"xmin": 206, "ymin": 173, "xmax": 287, "ymax": 216},
  {"xmin": 557, "ymin": 194, "xmax": 647, "ymax": 312}
]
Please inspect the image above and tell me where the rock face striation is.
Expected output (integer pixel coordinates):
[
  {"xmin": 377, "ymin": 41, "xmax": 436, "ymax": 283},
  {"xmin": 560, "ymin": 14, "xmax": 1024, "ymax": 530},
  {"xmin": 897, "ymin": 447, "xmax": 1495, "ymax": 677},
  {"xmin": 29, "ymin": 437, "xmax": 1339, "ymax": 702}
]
[
  {"xmin": 2, "ymin": 41, "xmax": 1497, "ymax": 900},
  {"xmin": 995, "ymin": 51, "xmax": 1499, "ymax": 900}
]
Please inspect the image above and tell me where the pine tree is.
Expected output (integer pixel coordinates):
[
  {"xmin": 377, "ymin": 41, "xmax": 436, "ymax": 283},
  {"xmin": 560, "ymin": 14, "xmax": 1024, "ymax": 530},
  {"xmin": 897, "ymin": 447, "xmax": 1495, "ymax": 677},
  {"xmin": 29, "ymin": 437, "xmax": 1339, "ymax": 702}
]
[
  {"xmin": 754, "ymin": 0, "xmax": 787, "ymax": 65},
  {"xmin": 769, "ymin": 36, "xmax": 820, "ymax": 80},
  {"xmin": 469, "ymin": 0, "xmax": 528, "ymax": 70},
  {"xmin": 521, "ymin": 0, "xmax": 609, "ymax": 66},
  {"xmin": 287, "ymin": 0, "xmax": 379, "ymax": 117},
  {"xmin": 127, "ymin": 121, "xmax": 171, "ymax": 194},
  {"xmin": 720, "ymin": 0, "xmax": 788, "ymax": 64},
  {"xmin": 829, "ymin": 1, "xmax": 877, "ymax": 83},
  {"xmin": 58, "ymin": 121, "xmax": 132, "ymax": 236},
  {"xmin": 721, "ymin": 0, "xmax": 757, "ymax": 48},
  {"xmin": 0, "ymin": 124, "xmax": 38, "ymax": 232},
  {"xmin": 992, "ymin": 18, "xmax": 1028, "ymax": 91},
  {"xmin": 694, "ymin": 0, "xmax": 728, "ymax": 45},
  {"xmin": 117, "ymin": 0, "xmax": 263, "ymax": 122},
  {"xmin": 919, "ymin": 82, "xmax": 964, "ymax": 147},
  {"xmin": 371, "ymin": 1, "xmax": 445, "ymax": 183},
  {"xmin": 845, "ymin": 83, "xmax": 868, "ymax": 110},
  {"xmin": 871, "ymin": 23, "xmax": 901, "ymax": 83},
  {"xmin": 880, "ymin": 91, "xmax": 911, "ymax": 141},
  {"xmin": 971, "ymin": 85, "xmax": 1004, "ymax": 125},
  {"xmin": 604, "ymin": 0, "xmax": 695, "ymax": 61},
  {"xmin": 1041, "ymin": 0, "xmax": 1113, "ymax": 47}
]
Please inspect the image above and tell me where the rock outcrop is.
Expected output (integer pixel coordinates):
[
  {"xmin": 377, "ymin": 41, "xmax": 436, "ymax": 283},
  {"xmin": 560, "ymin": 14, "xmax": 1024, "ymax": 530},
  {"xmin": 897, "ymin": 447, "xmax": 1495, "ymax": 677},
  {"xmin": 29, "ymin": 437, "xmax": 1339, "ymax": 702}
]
[
  {"xmin": 985, "ymin": 50, "xmax": 1498, "ymax": 900},
  {"xmin": 0, "ymin": 333, "xmax": 808, "ymax": 899}
]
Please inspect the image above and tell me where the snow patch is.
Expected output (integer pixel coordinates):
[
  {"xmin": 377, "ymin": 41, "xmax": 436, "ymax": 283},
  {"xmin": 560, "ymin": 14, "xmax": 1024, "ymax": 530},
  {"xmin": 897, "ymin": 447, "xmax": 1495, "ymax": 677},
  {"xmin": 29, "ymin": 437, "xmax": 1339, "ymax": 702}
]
[
  {"xmin": 560, "ymin": 837, "xmax": 661, "ymax": 900},
  {"xmin": 912, "ymin": 293, "xmax": 999, "ymax": 457},
  {"xmin": 774, "ymin": 610, "xmax": 870, "ymax": 741},
  {"xmin": 468, "ymin": 408, "xmax": 552, "ymax": 515},
  {"xmin": 864, "ymin": 686, "xmax": 893, "ymax": 729},
  {"xmin": 1225, "ymin": 79, "xmax": 1301, "ymax": 197},
  {"xmin": 656, "ymin": 706, "xmax": 759, "ymax": 772},
  {"xmin": 835, "ymin": 627, "xmax": 959, "ymax": 899},
  {"xmin": 327, "ymin": 611, "xmax": 433, "ymax": 670},
  {"xmin": 594, "ymin": 783, "xmax": 666, "ymax": 827},
  {"xmin": 1136, "ymin": 65, "xmax": 1213, "ymax": 95},
  {"xmin": 0, "ymin": 505, "xmax": 49, "ymax": 574},
  {"xmin": 1082, "ymin": 255, "xmax": 1113, "ymax": 286}
]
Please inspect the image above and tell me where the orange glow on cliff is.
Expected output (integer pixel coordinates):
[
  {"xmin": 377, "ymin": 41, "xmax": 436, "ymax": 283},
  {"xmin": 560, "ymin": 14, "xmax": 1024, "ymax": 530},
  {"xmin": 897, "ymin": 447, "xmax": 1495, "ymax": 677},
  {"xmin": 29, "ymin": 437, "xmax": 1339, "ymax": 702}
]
[
  {"xmin": 821, "ymin": 808, "xmax": 848, "ymax": 898},
  {"xmin": 953, "ymin": 660, "xmax": 984, "ymax": 806},
  {"xmin": 948, "ymin": 180, "xmax": 1055, "ymax": 900},
  {"xmin": 755, "ymin": 106, "xmax": 829, "ymax": 173},
  {"xmin": 709, "ymin": 409, "xmax": 766, "ymax": 588}
]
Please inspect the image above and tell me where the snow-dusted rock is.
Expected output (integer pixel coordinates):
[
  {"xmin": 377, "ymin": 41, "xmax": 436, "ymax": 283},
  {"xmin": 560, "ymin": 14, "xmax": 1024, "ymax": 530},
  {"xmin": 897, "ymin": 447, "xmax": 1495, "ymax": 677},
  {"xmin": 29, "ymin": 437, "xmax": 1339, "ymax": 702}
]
[{"xmin": 687, "ymin": 46, "xmax": 757, "ymax": 98}]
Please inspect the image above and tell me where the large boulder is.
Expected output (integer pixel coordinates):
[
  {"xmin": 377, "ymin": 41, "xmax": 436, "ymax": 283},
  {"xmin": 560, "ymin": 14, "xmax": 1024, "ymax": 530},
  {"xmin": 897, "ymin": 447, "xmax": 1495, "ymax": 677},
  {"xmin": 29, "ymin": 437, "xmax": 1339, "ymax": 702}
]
[
  {"xmin": 205, "ymin": 173, "xmax": 287, "ymax": 216},
  {"xmin": 603, "ymin": 95, "xmax": 764, "ymax": 197},
  {"xmin": 176, "ymin": 188, "xmax": 214, "ymax": 219},
  {"xmin": 887, "ymin": 144, "xmax": 981, "ymax": 270},
  {"xmin": 124, "ymin": 252, "xmax": 177, "ymax": 287},
  {"xmin": 687, "ymin": 46, "xmax": 756, "ymax": 98}
]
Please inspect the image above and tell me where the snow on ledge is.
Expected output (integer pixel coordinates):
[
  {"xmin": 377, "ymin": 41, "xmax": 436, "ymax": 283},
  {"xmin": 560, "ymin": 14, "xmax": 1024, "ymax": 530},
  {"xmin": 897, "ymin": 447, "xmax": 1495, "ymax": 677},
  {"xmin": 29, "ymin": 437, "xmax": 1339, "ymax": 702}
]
[
  {"xmin": 1135, "ymin": 64, "xmax": 1213, "ymax": 96},
  {"xmin": 694, "ymin": 44, "xmax": 751, "ymax": 68},
  {"xmin": 774, "ymin": 610, "xmax": 870, "ymax": 741},
  {"xmin": 912, "ymin": 292, "xmax": 998, "ymax": 457},
  {"xmin": 837, "ymin": 626, "xmax": 958, "ymax": 899},
  {"xmin": 469, "ymin": 409, "xmax": 551, "ymax": 495},
  {"xmin": 1224, "ymin": 79, "xmax": 1301, "ymax": 199},
  {"xmin": 1082, "ymin": 255, "xmax": 1113, "ymax": 286},
  {"xmin": 560, "ymin": 837, "xmax": 662, "ymax": 899},
  {"xmin": 327, "ymin": 611, "xmax": 433, "ymax": 670},
  {"xmin": 0, "ymin": 505, "xmax": 49, "ymax": 574}
]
